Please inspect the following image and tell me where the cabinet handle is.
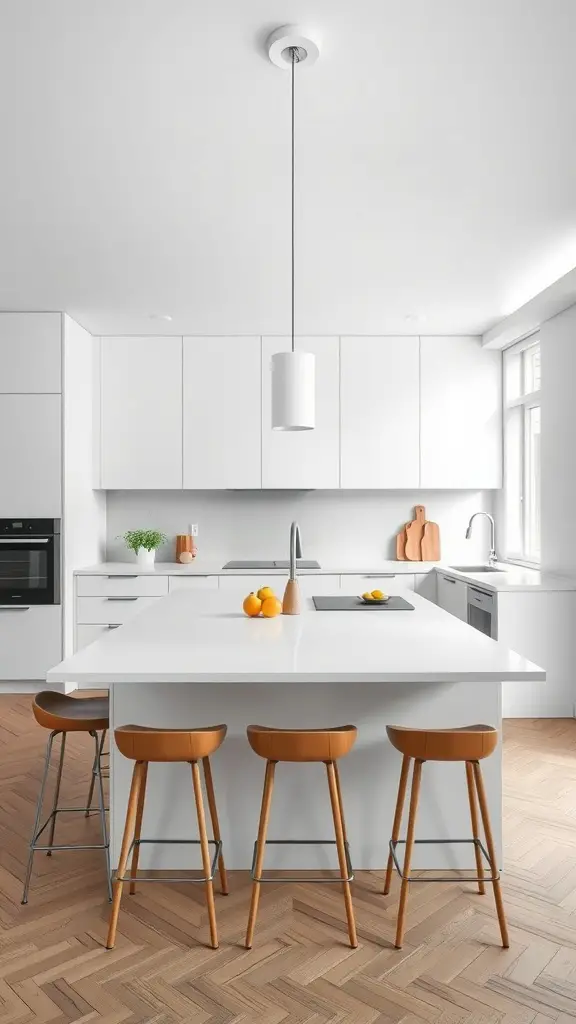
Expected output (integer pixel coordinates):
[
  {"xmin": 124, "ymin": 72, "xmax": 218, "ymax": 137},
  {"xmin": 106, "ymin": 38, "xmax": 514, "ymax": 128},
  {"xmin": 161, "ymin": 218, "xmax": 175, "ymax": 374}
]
[
  {"xmin": 106, "ymin": 597, "xmax": 138, "ymax": 602},
  {"xmin": 106, "ymin": 575, "xmax": 138, "ymax": 579},
  {"xmin": 0, "ymin": 605, "xmax": 30, "ymax": 610},
  {"xmin": 0, "ymin": 538, "xmax": 49, "ymax": 544},
  {"xmin": 107, "ymin": 624, "xmax": 121, "ymax": 629},
  {"xmin": 443, "ymin": 577, "xmax": 456, "ymax": 584},
  {"xmin": 364, "ymin": 574, "xmax": 396, "ymax": 578}
]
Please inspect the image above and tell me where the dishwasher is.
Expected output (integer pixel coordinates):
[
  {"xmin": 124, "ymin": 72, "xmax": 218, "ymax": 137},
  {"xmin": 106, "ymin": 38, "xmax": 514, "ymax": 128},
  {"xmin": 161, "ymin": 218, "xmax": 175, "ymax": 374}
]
[{"xmin": 467, "ymin": 585, "xmax": 497, "ymax": 639}]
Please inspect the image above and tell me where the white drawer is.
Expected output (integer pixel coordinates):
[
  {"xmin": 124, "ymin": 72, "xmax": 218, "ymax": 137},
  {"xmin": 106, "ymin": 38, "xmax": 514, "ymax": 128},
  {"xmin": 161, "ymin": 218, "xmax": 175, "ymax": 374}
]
[
  {"xmin": 218, "ymin": 574, "xmax": 341, "ymax": 596},
  {"xmin": 76, "ymin": 623, "xmax": 121, "ymax": 651},
  {"xmin": 342, "ymin": 573, "xmax": 415, "ymax": 593},
  {"xmin": 76, "ymin": 595, "xmax": 162, "ymax": 625},
  {"xmin": 77, "ymin": 575, "xmax": 169, "ymax": 597},
  {"xmin": 169, "ymin": 576, "xmax": 219, "ymax": 592}
]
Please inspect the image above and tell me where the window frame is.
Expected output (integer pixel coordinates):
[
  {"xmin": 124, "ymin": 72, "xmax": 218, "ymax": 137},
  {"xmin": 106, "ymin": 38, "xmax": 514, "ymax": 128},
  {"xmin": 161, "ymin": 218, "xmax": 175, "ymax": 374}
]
[{"xmin": 502, "ymin": 334, "xmax": 541, "ymax": 567}]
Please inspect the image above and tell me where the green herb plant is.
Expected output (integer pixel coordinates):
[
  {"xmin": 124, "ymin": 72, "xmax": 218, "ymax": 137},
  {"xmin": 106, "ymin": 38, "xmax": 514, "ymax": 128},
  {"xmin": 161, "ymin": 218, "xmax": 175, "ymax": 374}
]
[{"xmin": 122, "ymin": 529, "xmax": 167, "ymax": 554}]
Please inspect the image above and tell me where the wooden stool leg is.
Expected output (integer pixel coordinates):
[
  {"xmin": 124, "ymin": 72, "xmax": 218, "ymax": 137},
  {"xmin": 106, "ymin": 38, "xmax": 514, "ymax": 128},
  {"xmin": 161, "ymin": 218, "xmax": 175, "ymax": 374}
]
[
  {"xmin": 129, "ymin": 762, "xmax": 148, "ymax": 895},
  {"xmin": 472, "ymin": 761, "xmax": 510, "ymax": 948},
  {"xmin": 191, "ymin": 761, "xmax": 219, "ymax": 949},
  {"xmin": 202, "ymin": 755, "xmax": 228, "ymax": 895},
  {"xmin": 465, "ymin": 761, "xmax": 485, "ymax": 895},
  {"xmin": 333, "ymin": 762, "xmax": 348, "ymax": 895},
  {"xmin": 384, "ymin": 754, "xmax": 411, "ymax": 895},
  {"xmin": 245, "ymin": 760, "xmax": 276, "ymax": 950},
  {"xmin": 394, "ymin": 758, "xmax": 423, "ymax": 950},
  {"xmin": 327, "ymin": 761, "xmax": 358, "ymax": 949},
  {"xmin": 106, "ymin": 761, "xmax": 144, "ymax": 950}
]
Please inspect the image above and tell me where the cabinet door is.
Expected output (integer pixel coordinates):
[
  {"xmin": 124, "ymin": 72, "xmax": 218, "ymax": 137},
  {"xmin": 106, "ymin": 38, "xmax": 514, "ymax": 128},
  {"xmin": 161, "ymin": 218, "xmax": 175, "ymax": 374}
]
[
  {"xmin": 169, "ymin": 576, "xmax": 220, "ymax": 591},
  {"xmin": 100, "ymin": 337, "xmax": 182, "ymax": 489},
  {"xmin": 0, "ymin": 313, "xmax": 62, "ymax": 393},
  {"xmin": 420, "ymin": 336, "xmax": 502, "ymax": 488},
  {"xmin": 0, "ymin": 606, "xmax": 61, "ymax": 679},
  {"xmin": 343, "ymin": 573, "xmax": 415, "ymax": 594},
  {"xmin": 340, "ymin": 337, "xmax": 419, "ymax": 488},
  {"xmin": 436, "ymin": 573, "xmax": 468, "ymax": 621},
  {"xmin": 0, "ymin": 394, "xmax": 61, "ymax": 516},
  {"xmin": 183, "ymin": 337, "xmax": 261, "ymax": 488},
  {"xmin": 262, "ymin": 337, "xmax": 339, "ymax": 488}
]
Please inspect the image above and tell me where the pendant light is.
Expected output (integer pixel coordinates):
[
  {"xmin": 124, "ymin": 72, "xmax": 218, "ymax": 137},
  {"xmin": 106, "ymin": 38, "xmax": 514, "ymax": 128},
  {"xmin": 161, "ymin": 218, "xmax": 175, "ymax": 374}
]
[{"xmin": 267, "ymin": 27, "xmax": 320, "ymax": 431}]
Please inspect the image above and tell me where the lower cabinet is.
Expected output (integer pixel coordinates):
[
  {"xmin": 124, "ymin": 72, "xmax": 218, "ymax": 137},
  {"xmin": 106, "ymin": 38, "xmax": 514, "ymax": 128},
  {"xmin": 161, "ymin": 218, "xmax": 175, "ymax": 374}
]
[
  {"xmin": 0, "ymin": 606, "xmax": 62, "ymax": 679},
  {"xmin": 218, "ymin": 574, "xmax": 341, "ymax": 596},
  {"xmin": 343, "ymin": 574, "xmax": 415, "ymax": 594},
  {"xmin": 168, "ymin": 576, "xmax": 219, "ymax": 592},
  {"xmin": 436, "ymin": 573, "xmax": 468, "ymax": 621},
  {"xmin": 76, "ymin": 624, "xmax": 117, "ymax": 650}
]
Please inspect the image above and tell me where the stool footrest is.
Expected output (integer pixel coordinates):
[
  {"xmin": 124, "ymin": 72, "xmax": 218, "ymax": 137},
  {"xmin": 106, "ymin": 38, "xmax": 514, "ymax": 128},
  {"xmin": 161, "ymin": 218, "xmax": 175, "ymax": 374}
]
[
  {"xmin": 389, "ymin": 838, "xmax": 500, "ymax": 883},
  {"xmin": 115, "ymin": 838, "xmax": 222, "ymax": 885},
  {"xmin": 30, "ymin": 807, "xmax": 110, "ymax": 852},
  {"xmin": 251, "ymin": 839, "xmax": 354, "ymax": 884}
]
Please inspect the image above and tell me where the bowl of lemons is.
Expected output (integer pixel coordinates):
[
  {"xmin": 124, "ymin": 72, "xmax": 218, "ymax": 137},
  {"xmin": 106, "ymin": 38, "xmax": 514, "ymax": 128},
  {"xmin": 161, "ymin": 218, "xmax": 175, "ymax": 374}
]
[{"xmin": 360, "ymin": 589, "xmax": 389, "ymax": 605}]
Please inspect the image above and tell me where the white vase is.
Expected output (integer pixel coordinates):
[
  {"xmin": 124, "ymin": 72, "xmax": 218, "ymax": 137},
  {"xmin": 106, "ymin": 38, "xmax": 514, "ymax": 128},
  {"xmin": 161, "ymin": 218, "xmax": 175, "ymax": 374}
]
[{"xmin": 136, "ymin": 547, "xmax": 156, "ymax": 568}]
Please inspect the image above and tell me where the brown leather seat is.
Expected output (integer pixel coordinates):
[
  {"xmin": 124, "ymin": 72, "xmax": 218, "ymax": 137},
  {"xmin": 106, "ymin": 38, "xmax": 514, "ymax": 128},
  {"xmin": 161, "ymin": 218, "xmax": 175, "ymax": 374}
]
[
  {"xmin": 114, "ymin": 724, "xmax": 227, "ymax": 762},
  {"xmin": 247, "ymin": 724, "xmax": 357, "ymax": 762},
  {"xmin": 387, "ymin": 724, "xmax": 498, "ymax": 762},
  {"xmin": 32, "ymin": 691, "xmax": 109, "ymax": 732}
]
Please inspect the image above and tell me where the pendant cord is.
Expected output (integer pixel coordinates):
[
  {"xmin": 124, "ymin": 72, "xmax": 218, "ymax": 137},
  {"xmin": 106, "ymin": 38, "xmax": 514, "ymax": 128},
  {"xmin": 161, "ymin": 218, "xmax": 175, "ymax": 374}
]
[{"xmin": 291, "ymin": 47, "xmax": 296, "ymax": 354}]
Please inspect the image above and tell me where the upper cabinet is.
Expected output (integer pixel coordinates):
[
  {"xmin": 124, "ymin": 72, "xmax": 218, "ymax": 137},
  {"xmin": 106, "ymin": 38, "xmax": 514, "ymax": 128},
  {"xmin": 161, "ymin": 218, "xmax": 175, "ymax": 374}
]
[
  {"xmin": 0, "ymin": 313, "xmax": 62, "ymax": 393},
  {"xmin": 183, "ymin": 336, "xmax": 261, "ymax": 488},
  {"xmin": 100, "ymin": 336, "xmax": 183, "ymax": 489},
  {"xmin": 420, "ymin": 336, "xmax": 502, "ymax": 489},
  {"xmin": 340, "ymin": 337, "xmax": 420, "ymax": 488},
  {"xmin": 262, "ymin": 337, "xmax": 340, "ymax": 488}
]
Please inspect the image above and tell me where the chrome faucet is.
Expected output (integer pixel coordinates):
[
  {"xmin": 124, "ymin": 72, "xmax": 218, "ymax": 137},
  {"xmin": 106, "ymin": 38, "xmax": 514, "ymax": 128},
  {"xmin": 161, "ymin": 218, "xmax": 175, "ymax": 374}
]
[
  {"xmin": 465, "ymin": 512, "xmax": 497, "ymax": 565},
  {"xmin": 289, "ymin": 521, "xmax": 302, "ymax": 581}
]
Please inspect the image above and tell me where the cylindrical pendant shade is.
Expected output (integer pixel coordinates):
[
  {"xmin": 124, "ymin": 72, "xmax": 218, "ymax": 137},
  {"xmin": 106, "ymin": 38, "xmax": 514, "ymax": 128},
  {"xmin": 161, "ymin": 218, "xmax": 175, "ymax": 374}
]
[{"xmin": 271, "ymin": 350, "xmax": 315, "ymax": 430}]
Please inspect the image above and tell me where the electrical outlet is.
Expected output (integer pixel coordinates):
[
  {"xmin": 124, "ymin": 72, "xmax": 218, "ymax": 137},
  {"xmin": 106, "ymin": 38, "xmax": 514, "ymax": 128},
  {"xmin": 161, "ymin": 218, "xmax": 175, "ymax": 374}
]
[{"xmin": 190, "ymin": 524, "xmax": 198, "ymax": 537}]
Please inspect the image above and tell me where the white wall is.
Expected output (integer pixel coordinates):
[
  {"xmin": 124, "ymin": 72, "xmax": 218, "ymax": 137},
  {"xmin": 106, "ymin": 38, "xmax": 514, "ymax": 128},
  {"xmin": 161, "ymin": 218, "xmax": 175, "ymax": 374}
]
[
  {"xmin": 106, "ymin": 489, "xmax": 494, "ymax": 566},
  {"xmin": 62, "ymin": 316, "xmax": 106, "ymax": 655},
  {"xmin": 540, "ymin": 302, "xmax": 576, "ymax": 577}
]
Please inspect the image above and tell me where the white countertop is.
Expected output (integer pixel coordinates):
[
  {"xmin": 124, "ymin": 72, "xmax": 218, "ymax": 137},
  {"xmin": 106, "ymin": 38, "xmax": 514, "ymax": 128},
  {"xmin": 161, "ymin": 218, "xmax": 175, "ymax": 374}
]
[
  {"xmin": 74, "ymin": 560, "xmax": 576, "ymax": 591},
  {"xmin": 74, "ymin": 560, "xmax": 435, "ymax": 576},
  {"xmin": 49, "ymin": 589, "xmax": 545, "ymax": 685}
]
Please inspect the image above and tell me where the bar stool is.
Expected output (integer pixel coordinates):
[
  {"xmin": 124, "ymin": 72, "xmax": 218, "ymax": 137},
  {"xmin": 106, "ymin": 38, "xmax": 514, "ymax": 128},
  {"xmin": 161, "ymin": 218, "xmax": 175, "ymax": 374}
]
[
  {"xmin": 383, "ymin": 724, "xmax": 509, "ymax": 950},
  {"xmin": 106, "ymin": 723, "xmax": 228, "ymax": 951},
  {"xmin": 245, "ymin": 724, "xmax": 358, "ymax": 950},
  {"xmin": 22, "ymin": 691, "xmax": 111, "ymax": 904}
]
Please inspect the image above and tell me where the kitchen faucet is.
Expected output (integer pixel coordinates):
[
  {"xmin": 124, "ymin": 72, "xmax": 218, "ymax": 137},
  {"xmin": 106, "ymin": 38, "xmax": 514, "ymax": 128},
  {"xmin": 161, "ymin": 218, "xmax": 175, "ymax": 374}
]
[
  {"xmin": 289, "ymin": 521, "xmax": 302, "ymax": 581},
  {"xmin": 465, "ymin": 512, "xmax": 497, "ymax": 565}
]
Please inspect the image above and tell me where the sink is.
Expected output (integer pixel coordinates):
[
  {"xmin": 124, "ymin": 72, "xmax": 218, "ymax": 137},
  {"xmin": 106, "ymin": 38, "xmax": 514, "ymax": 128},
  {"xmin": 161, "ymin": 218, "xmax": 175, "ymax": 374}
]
[{"xmin": 448, "ymin": 565, "xmax": 504, "ymax": 573}]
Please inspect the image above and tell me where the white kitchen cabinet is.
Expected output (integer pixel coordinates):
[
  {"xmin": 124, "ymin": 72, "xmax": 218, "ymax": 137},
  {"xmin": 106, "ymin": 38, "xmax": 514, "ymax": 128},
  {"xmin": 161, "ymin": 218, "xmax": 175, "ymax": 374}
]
[
  {"xmin": 218, "ymin": 574, "xmax": 341, "ymax": 596},
  {"xmin": 76, "ymin": 623, "xmax": 116, "ymax": 651},
  {"xmin": 77, "ymin": 575, "xmax": 169, "ymax": 597},
  {"xmin": 76, "ymin": 595, "xmax": 162, "ymax": 625},
  {"xmin": 183, "ymin": 337, "xmax": 261, "ymax": 489},
  {"xmin": 100, "ymin": 336, "xmax": 182, "ymax": 489},
  {"xmin": 340, "ymin": 337, "xmax": 419, "ymax": 488},
  {"xmin": 262, "ymin": 337, "xmax": 340, "ymax": 488},
  {"xmin": 0, "ymin": 394, "xmax": 61, "ymax": 516},
  {"xmin": 420, "ymin": 336, "xmax": 502, "ymax": 488},
  {"xmin": 436, "ymin": 572, "xmax": 468, "ymax": 621},
  {"xmin": 0, "ymin": 313, "xmax": 62, "ymax": 393},
  {"xmin": 343, "ymin": 573, "xmax": 415, "ymax": 594},
  {"xmin": 169, "ymin": 576, "xmax": 220, "ymax": 591},
  {"xmin": 0, "ymin": 606, "xmax": 61, "ymax": 679}
]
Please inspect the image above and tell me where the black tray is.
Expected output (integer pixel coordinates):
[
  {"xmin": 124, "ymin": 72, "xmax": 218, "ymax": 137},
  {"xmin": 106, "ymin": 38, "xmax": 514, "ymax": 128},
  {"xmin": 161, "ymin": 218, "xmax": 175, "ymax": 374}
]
[{"xmin": 312, "ymin": 595, "xmax": 415, "ymax": 611}]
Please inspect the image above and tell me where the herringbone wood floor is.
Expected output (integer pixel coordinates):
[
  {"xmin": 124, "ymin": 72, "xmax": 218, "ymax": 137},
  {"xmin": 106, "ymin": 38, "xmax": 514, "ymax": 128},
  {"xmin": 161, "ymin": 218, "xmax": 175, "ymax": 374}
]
[{"xmin": 1, "ymin": 696, "xmax": 576, "ymax": 1023}]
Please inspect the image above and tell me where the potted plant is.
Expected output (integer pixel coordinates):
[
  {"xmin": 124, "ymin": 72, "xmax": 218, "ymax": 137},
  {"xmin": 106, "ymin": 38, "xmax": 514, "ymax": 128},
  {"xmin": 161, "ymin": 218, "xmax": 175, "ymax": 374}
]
[{"xmin": 122, "ymin": 529, "xmax": 167, "ymax": 568}]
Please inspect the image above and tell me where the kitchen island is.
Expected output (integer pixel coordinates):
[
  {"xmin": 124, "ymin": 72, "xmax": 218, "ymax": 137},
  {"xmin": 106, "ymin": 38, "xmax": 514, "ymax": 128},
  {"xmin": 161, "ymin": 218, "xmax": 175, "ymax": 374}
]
[{"xmin": 48, "ymin": 589, "xmax": 544, "ymax": 872}]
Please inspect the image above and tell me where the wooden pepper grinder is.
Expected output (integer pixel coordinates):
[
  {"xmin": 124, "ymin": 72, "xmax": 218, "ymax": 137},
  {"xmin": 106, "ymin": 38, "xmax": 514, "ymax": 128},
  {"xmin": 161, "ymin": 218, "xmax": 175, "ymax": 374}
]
[
  {"xmin": 282, "ymin": 521, "xmax": 301, "ymax": 615},
  {"xmin": 176, "ymin": 524, "xmax": 198, "ymax": 563}
]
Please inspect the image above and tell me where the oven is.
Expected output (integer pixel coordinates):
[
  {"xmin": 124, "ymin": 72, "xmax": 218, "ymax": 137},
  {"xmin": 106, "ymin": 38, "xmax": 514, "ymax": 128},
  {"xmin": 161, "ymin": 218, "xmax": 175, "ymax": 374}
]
[{"xmin": 0, "ymin": 519, "xmax": 61, "ymax": 605}]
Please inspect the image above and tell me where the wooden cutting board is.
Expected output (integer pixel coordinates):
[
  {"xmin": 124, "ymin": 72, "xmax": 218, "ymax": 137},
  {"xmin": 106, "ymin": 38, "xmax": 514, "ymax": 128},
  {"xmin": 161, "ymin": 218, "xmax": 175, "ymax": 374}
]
[
  {"xmin": 404, "ymin": 505, "xmax": 427, "ymax": 561},
  {"xmin": 396, "ymin": 506, "xmax": 441, "ymax": 561}
]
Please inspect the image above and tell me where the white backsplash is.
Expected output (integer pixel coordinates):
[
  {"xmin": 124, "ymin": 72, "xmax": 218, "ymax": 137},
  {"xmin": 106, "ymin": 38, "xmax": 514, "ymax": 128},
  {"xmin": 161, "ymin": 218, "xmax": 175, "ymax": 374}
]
[{"xmin": 106, "ymin": 490, "xmax": 496, "ymax": 566}]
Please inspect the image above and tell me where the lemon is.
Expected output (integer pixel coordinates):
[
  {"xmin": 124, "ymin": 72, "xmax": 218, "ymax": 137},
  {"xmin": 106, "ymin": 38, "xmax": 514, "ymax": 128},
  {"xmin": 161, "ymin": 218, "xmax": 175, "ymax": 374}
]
[
  {"xmin": 257, "ymin": 586, "xmax": 275, "ymax": 601},
  {"xmin": 362, "ymin": 592, "xmax": 373, "ymax": 601},
  {"xmin": 371, "ymin": 589, "xmax": 384, "ymax": 600}
]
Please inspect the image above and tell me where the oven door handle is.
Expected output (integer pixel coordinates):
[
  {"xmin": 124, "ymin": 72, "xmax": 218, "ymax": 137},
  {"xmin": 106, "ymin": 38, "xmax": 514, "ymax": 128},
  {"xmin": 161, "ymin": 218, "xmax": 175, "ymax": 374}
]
[
  {"xmin": 0, "ymin": 606, "xmax": 30, "ymax": 610},
  {"xmin": 0, "ymin": 538, "xmax": 49, "ymax": 543}
]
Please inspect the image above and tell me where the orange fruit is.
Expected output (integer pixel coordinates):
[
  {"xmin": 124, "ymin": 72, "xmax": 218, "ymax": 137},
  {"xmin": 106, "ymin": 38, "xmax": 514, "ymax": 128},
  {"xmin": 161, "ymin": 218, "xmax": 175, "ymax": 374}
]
[
  {"xmin": 261, "ymin": 596, "xmax": 282, "ymax": 618},
  {"xmin": 257, "ymin": 586, "xmax": 275, "ymax": 601},
  {"xmin": 243, "ymin": 592, "xmax": 262, "ymax": 617}
]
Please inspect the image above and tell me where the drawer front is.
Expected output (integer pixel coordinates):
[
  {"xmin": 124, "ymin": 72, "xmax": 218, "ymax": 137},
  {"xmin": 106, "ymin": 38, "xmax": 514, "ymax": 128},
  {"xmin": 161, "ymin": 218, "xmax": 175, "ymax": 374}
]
[
  {"xmin": 76, "ymin": 595, "xmax": 162, "ymax": 625},
  {"xmin": 343, "ymin": 573, "xmax": 415, "ymax": 593},
  {"xmin": 77, "ymin": 575, "xmax": 169, "ymax": 597},
  {"xmin": 76, "ymin": 623, "xmax": 120, "ymax": 651},
  {"xmin": 169, "ymin": 576, "xmax": 219, "ymax": 592},
  {"xmin": 218, "ymin": 574, "xmax": 341, "ymax": 596}
]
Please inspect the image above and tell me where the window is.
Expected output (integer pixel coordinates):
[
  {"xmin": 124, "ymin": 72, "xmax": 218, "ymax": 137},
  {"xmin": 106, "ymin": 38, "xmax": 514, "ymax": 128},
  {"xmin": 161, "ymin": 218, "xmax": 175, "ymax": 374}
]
[{"xmin": 503, "ymin": 336, "xmax": 541, "ymax": 563}]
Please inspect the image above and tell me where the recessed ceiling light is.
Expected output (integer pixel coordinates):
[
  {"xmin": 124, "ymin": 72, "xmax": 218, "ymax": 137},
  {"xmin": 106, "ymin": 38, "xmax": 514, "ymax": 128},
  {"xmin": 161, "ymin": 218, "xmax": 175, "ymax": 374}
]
[{"xmin": 149, "ymin": 313, "xmax": 173, "ymax": 321}]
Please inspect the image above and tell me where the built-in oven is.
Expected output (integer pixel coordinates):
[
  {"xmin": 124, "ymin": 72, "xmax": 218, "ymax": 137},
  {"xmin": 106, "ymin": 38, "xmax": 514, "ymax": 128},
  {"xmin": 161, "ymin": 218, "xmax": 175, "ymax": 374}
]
[
  {"xmin": 467, "ymin": 585, "xmax": 497, "ymax": 640},
  {"xmin": 0, "ymin": 519, "xmax": 61, "ymax": 605}
]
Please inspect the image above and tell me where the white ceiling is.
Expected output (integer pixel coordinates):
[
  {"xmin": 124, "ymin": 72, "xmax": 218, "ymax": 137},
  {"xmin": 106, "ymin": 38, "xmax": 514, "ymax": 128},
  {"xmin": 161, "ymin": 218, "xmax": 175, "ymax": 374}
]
[{"xmin": 1, "ymin": 0, "xmax": 576, "ymax": 337}]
